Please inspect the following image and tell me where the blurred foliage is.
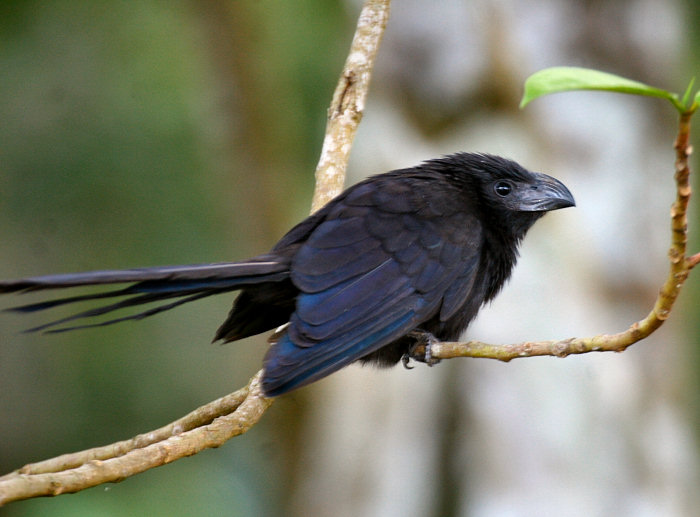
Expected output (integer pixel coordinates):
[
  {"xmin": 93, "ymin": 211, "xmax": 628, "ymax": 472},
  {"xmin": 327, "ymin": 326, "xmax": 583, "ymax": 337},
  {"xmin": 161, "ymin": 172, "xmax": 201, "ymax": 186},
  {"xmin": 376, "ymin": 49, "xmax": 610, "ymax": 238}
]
[{"xmin": 0, "ymin": 0, "xmax": 347, "ymax": 515}]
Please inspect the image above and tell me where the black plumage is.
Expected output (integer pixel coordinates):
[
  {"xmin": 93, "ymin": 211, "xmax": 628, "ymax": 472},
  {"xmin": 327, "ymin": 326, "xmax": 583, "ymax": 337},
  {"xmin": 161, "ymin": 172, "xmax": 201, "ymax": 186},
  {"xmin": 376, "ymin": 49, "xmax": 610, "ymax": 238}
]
[{"xmin": 0, "ymin": 153, "xmax": 574, "ymax": 396}]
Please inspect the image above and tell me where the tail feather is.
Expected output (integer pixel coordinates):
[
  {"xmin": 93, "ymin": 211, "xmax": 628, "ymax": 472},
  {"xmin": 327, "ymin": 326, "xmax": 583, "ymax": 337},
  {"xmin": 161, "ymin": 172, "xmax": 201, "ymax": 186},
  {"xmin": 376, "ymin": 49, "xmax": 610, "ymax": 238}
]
[
  {"xmin": 0, "ymin": 261, "xmax": 286, "ymax": 293},
  {"xmin": 29, "ymin": 291, "xmax": 215, "ymax": 334},
  {"xmin": 1, "ymin": 260, "xmax": 290, "ymax": 333},
  {"xmin": 9, "ymin": 286, "xmax": 135, "ymax": 313}
]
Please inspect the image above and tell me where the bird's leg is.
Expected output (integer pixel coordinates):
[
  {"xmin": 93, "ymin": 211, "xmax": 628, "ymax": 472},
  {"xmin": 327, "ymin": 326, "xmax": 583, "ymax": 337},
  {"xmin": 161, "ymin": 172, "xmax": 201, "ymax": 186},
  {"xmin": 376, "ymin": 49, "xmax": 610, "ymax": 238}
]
[{"xmin": 403, "ymin": 330, "xmax": 442, "ymax": 368}]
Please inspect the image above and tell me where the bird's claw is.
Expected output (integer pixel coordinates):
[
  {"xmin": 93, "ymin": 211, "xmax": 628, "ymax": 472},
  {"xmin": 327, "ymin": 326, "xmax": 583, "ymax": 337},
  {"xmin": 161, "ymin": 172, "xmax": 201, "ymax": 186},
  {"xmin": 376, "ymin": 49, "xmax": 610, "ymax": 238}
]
[{"xmin": 402, "ymin": 330, "xmax": 441, "ymax": 369}]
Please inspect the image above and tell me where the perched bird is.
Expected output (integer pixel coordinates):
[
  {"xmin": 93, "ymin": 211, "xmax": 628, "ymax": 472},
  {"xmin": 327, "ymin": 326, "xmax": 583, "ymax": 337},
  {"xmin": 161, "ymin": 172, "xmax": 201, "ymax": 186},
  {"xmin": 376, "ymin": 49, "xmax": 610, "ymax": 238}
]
[{"xmin": 0, "ymin": 153, "xmax": 574, "ymax": 396}]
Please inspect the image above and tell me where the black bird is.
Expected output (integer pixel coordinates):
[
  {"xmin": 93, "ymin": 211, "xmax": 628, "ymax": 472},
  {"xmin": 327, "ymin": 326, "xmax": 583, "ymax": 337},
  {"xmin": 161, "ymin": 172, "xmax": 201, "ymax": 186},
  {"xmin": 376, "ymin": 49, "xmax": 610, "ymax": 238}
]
[{"xmin": 0, "ymin": 153, "xmax": 574, "ymax": 396}]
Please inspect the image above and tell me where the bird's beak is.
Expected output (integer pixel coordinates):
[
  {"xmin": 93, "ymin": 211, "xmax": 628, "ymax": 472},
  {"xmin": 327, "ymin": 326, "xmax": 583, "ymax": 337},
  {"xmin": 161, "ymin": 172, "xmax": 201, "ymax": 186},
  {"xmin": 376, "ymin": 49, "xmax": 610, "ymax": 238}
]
[{"xmin": 518, "ymin": 173, "xmax": 575, "ymax": 212}]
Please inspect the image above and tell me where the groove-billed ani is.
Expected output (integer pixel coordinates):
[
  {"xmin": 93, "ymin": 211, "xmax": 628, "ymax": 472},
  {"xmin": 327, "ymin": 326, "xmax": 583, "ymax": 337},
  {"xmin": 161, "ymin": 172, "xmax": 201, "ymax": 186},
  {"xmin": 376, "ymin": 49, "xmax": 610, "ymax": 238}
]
[{"xmin": 0, "ymin": 153, "xmax": 574, "ymax": 396}]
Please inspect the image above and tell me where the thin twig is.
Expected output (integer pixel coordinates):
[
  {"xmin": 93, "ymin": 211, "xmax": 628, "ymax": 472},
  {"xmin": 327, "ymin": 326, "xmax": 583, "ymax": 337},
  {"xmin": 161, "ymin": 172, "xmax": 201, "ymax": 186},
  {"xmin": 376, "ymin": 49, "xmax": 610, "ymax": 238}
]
[{"xmin": 417, "ymin": 108, "xmax": 696, "ymax": 363}]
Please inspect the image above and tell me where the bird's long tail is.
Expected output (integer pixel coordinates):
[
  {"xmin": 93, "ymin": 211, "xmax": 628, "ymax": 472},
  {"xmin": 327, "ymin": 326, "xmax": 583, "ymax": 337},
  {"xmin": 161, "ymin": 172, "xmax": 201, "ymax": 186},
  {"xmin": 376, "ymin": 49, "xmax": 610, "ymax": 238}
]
[{"xmin": 0, "ymin": 258, "xmax": 289, "ymax": 333}]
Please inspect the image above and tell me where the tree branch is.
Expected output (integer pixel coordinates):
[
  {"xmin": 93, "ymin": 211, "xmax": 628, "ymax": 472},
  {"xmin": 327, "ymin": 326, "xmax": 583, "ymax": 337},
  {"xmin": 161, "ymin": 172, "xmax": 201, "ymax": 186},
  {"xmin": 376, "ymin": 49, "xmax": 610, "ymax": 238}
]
[
  {"xmin": 0, "ymin": 372, "xmax": 270, "ymax": 504},
  {"xmin": 414, "ymin": 107, "xmax": 697, "ymax": 363},
  {"xmin": 0, "ymin": 0, "xmax": 391, "ymax": 506},
  {"xmin": 311, "ymin": 0, "xmax": 391, "ymax": 212}
]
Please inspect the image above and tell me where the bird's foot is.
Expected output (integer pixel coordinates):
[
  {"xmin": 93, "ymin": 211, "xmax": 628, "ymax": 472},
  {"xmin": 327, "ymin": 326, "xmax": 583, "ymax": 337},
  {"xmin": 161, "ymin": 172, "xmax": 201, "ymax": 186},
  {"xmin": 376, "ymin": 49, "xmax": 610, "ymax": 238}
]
[{"xmin": 402, "ymin": 330, "xmax": 442, "ymax": 369}]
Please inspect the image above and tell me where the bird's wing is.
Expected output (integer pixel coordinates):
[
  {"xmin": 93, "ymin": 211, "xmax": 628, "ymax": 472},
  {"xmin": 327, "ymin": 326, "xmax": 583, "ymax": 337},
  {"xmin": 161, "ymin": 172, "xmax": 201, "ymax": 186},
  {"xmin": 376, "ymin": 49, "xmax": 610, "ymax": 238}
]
[{"xmin": 262, "ymin": 176, "xmax": 483, "ymax": 395}]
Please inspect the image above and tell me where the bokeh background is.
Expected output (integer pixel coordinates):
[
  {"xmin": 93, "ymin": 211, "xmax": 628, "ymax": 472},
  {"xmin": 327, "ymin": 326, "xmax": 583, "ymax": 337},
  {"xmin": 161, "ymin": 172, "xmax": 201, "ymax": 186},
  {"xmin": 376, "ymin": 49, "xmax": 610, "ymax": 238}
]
[{"xmin": 1, "ymin": 1, "xmax": 699, "ymax": 516}]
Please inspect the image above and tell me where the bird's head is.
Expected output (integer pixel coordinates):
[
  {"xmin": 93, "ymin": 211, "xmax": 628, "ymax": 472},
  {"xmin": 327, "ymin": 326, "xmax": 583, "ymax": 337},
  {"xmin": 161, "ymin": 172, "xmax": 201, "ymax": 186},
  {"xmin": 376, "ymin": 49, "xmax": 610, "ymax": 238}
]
[
  {"xmin": 475, "ymin": 156, "xmax": 574, "ymax": 211},
  {"xmin": 432, "ymin": 152, "xmax": 575, "ymax": 239}
]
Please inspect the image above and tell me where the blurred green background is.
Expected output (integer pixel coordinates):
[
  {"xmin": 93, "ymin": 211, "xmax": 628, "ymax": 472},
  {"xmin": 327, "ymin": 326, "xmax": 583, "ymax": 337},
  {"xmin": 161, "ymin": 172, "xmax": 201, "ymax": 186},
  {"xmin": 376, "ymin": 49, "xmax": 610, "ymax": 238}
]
[
  {"xmin": 1, "ymin": 1, "xmax": 700, "ymax": 516},
  {"xmin": 0, "ymin": 1, "xmax": 349, "ymax": 515}
]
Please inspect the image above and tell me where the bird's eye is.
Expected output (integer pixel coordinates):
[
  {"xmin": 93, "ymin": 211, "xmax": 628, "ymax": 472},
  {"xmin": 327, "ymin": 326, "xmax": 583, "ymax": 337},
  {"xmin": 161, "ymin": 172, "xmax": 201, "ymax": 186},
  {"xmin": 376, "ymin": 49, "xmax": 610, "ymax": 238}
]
[{"xmin": 494, "ymin": 181, "xmax": 512, "ymax": 197}]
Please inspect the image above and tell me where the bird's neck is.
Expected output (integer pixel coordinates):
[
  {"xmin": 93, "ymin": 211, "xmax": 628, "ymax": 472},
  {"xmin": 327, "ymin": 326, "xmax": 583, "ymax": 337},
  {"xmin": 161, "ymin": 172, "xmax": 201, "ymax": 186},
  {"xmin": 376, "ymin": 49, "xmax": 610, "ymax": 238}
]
[{"xmin": 480, "ymin": 225, "xmax": 525, "ymax": 303}]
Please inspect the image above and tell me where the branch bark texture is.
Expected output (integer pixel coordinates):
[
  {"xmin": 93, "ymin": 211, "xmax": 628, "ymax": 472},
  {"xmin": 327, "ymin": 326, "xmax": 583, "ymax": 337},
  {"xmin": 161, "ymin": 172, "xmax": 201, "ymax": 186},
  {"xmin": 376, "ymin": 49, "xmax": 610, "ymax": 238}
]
[{"xmin": 311, "ymin": 0, "xmax": 391, "ymax": 212}]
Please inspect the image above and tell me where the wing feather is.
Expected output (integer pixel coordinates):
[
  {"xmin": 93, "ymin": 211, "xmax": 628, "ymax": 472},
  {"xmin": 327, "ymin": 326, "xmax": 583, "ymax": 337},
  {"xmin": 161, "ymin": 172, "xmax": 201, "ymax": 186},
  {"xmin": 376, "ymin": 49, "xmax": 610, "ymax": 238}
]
[{"xmin": 262, "ymin": 176, "xmax": 486, "ymax": 395}]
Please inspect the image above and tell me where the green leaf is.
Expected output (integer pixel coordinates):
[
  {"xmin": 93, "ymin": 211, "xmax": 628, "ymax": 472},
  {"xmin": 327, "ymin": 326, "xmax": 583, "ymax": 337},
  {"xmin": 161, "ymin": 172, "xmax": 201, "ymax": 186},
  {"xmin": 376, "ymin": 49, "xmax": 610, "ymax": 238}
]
[{"xmin": 520, "ymin": 67, "xmax": 683, "ymax": 111}]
